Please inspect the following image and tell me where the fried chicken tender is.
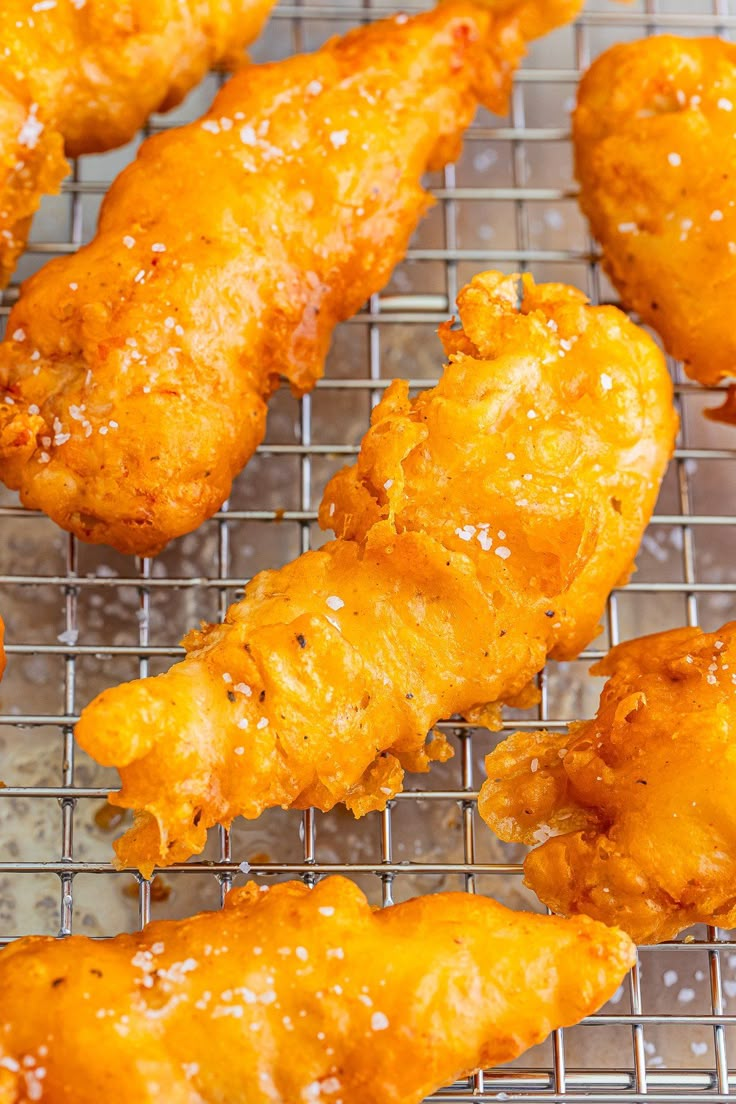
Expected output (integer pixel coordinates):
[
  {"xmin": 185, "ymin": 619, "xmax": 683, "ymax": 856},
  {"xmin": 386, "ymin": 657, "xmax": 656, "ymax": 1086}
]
[
  {"xmin": 0, "ymin": 0, "xmax": 275, "ymax": 287},
  {"xmin": 0, "ymin": 0, "xmax": 583, "ymax": 557},
  {"xmin": 574, "ymin": 35, "xmax": 736, "ymax": 422},
  {"xmin": 0, "ymin": 876, "xmax": 635, "ymax": 1104},
  {"xmin": 479, "ymin": 622, "xmax": 736, "ymax": 944},
  {"xmin": 73, "ymin": 271, "xmax": 677, "ymax": 876}
]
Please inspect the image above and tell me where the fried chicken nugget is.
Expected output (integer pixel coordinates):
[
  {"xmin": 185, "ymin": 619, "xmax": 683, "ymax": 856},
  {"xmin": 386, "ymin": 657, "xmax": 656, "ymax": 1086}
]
[
  {"xmin": 0, "ymin": 876, "xmax": 635, "ymax": 1104},
  {"xmin": 574, "ymin": 36, "xmax": 736, "ymax": 422},
  {"xmin": 0, "ymin": 0, "xmax": 276, "ymax": 287},
  {"xmin": 479, "ymin": 622, "xmax": 736, "ymax": 944},
  {"xmin": 74, "ymin": 271, "xmax": 677, "ymax": 876},
  {"xmin": 0, "ymin": 0, "xmax": 583, "ymax": 556}
]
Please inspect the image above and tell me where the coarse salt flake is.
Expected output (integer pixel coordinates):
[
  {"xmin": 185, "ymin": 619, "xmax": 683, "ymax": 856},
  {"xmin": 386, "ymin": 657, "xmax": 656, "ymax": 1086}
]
[
  {"xmin": 330, "ymin": 130, "xmax": 348, "ymax": 149},
  {"xmin": 371, "ymin": 1011, "xmax": 389, "ymax": 1031},
  {"xmin": 18, "ymin": 110, "xmax": 44, "ymax": 149},
  {"xmin": 600, "ymin": 373, "xmax": 613, "ymax": 391},
  {"xmin": 151, "ymin": 243, "xmax": 166, "ymax": 253},
  {"xmin": 257, "ymin": 717, "xmax": 269, "ymax": 729},
  {"xmin": 455, "ymin": 525, "xmax": 476, "ymax": 541},
  {"xmin": 122, "ymin": 235, "xmax": 135, "ymax": 248},
  {"xmin": 667, "ymin": 152, "xmax": 681, "ymax": 166},
  {"xmin": 240, "ymin": 125, "xmax": 257, "ymax": 146},
  {"xmin": 326, "ymin": 595, "xmax": 344, "ymax": 611},
  {"xmin": 711, "ymin": 210, "xmax": 724, "ymax": 221},
  {"xmin": 237, "ymin": 718, "xmax": 249, "ymax": 730},
  {"xmin": 318, "ymin": 906, "xmax": 335, "ymax": 916},
  {"xmin": 306, "ymin": 80, "xmax": 323, "ymax": 95},
  {"xmin": 719, "ymin": 98, "xmax": 733, "ymax": 111},
  {"xmin": 495, "ymin": 546, "xmax": 511, "ymax": 560},
  {"xmin": 12, "ymin": 328, "xmax": 25, "ymax": 342}
]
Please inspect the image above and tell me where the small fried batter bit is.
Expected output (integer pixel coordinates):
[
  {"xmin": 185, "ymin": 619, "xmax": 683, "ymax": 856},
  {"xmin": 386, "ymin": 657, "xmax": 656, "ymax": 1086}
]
[
  {"xmin": 574, "ymin": 35, "xmax": 736, "ymax": 423},
  {"xmin": 74, "ymin": 271, "xmax": 677, "ymax": 876},
  {"xmin": 0, "ymin": 0, "xmax": 583, "ymax": 556},
  {"xmin": 0, "ymin": 877, "xmax": 635, "ymax": 1104},
  {"xmin": 480, "ymin": 622, "xmax": 736, "ymax": 944}
]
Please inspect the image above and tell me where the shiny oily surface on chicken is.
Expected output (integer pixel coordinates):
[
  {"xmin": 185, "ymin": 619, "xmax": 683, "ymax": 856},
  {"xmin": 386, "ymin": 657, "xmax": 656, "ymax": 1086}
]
[
  {"xmin": 74, "ymin": 271, "xmax": 676, "ymax": 876},
  {"xmin": 574, "ymin": 34, "xmax": 736, "ymax": 423},
  {"xmin": 0, "ymin": 0, "xmax": 582, "ymax": 557},
  {"xmin": 0, "ymin": 877, "xmax": 635, "ymax": 1104},
  {"xmin": 480, "ymin": 622, "xmax": 736, "ymax": 944}
]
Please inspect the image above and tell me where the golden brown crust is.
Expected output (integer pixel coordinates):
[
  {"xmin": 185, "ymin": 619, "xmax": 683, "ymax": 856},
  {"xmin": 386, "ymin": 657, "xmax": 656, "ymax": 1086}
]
[
  {"xmin": 479, "ymin": 622, "xmax": 736, "ymax": 944},
  {"xmin": 0, "ymin": 0, "xmax": 275, "ymax": 287},
  {"xmin": 0, "ymin": 0, "xmax": 582, "ymax": 555},
  {"xmin": 0, "ymin": 877, "xmax": 635, "ymax": 1104},
  {"xmin": 574, "ymin": 35, "xmax": 736, "ymax": 410},
  {"xmin": 73, "ymin": 271, "xmax": 677, "ymax": 876}
]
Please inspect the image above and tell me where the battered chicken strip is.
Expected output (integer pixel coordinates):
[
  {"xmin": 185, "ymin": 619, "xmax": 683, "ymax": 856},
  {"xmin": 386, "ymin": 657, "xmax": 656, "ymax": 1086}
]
[
  {"xmin": 0, "ymin": 0, "xmax": 583, "ymax": 556},
  {"xmin": 479, "ymin": 622, "xmax": 736, "ymax": 944},
  {"xmin": 74, "ymin": 272, "xmax": 677, "ymax": 876},
  {"xmin": 0, "ymin": 0, "xmax": 275, "ymax": 286},
  {"xmin": 574, "ymin": 36, "xmax": 736, "ymax": 422},
  {"xmin": 0, "ymin": 876, "xmax": 635, "ymax": 1104}
]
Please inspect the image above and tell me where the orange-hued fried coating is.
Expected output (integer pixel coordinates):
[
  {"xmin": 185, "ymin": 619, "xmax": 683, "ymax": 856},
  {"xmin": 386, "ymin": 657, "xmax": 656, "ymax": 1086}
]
[
  {"xmin": 574, "ymin": 36, "xmax": 736, "ymax": 422},
  {"xmin": 0, "ymin": 877, "xmax": 635, "ymax": 1104},
  {"xmin": 479, "ymin": 623, "xmax": 736, "ymax": 944},
  {"xmin": 74, "ymin": 272, "xmax": 677, "ymax": 876},
  {"xmin": 0, "ymin": 0, "xmax": 275, "ymax": 287},
  {"xmin": 0, "ymin": 0, "xmax": 583, "ymax": 556}
]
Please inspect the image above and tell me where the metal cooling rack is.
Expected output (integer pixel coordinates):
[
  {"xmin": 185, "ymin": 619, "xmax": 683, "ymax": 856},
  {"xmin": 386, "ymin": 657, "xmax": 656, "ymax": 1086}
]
[{"xmin": 2, "ymin": 0, "xmax": 736, "ymax": 1099}]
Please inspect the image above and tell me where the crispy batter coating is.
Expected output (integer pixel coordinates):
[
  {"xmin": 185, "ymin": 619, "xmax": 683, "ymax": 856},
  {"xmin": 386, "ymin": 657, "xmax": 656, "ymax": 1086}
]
[
  {"xmin": 74, "ymin": 272, "xmax": 677, "ymax": 876},
  {"xmin": 0, "ymin": 0, "xmax": 583, "ymax": 556},
  {"xmin": 479, "ymin": 622, "xmax": 736, "ymax": 944},
  {"xmin": 0, "ymin": 876, "xmax": 635, "ymax": 1104},
  {"xmin": 0, "ymin": 0, "xmax": 275, "ymax": 287},
  {"xmin": 574, "ymin": 35, "xmax": 736, "ymax": 421}
]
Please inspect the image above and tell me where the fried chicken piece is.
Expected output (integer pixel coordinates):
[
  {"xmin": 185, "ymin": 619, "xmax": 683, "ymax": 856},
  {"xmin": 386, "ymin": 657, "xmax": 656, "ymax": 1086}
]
[
  {"xmin": 479, "ymin": 622, "xmax": 736, "ymax": 944},
  {"xmin": 0, "ymin": 0, "xmax": 275, "ymax": 287},
  {"xmin": 73, "ymin": 271, "xmax": 677, "ymax": 876},
  {"xmin": 0, "ymin": 876, "xmax": 635, "ymax": 1104},
  {"xmin": 0, "ymin": 0, "xmax": 584, "ymax": 557},
  {"xmin": 574, "ymin": 35, "xmax": 736, "ymax": 422}
]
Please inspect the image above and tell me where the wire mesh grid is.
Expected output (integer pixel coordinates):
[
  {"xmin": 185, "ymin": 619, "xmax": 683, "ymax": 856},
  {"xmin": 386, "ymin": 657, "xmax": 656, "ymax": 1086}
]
[{"xmin": 1, "ymin": 0, "xmax": 736, "ymax": 1099}]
